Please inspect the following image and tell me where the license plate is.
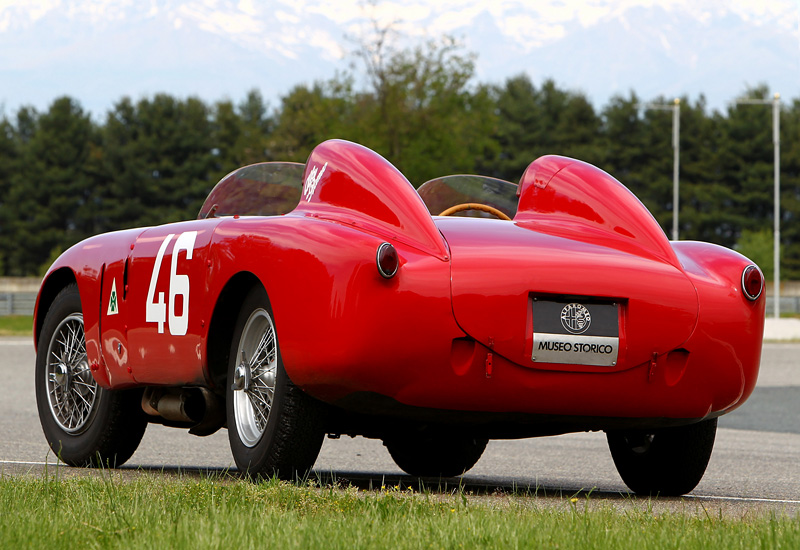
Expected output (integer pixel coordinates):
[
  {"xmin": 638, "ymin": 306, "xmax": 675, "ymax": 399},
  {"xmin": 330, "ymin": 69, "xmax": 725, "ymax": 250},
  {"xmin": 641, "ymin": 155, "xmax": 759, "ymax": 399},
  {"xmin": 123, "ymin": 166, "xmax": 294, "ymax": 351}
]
[{"xmin": 532, "ymin": 299, "xmax": 619, "ymax": 367}]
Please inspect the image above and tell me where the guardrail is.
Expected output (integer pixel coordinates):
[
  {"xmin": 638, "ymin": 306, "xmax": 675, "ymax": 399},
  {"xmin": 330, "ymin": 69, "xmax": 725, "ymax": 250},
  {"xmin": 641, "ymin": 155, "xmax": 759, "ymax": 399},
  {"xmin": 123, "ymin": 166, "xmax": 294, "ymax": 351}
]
[
  {"xmin": 766, "ymin": 296, "xmax": 800, "ymax": 316},
  {"xmin": 0, "ymin": 292, "xmax": 797, "ymax": 317},
  {"xmin": 0, "ymin": 293, "xmax": 37, "ymax": 316}
]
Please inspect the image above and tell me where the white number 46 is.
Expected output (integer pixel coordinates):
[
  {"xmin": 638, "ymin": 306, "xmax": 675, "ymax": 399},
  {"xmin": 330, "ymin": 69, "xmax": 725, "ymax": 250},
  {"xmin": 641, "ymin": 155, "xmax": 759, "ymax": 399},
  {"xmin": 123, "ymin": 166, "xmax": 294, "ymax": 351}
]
[{"xmin": 146, "ymin": 231, "xmax": 197, "ymax": 335}]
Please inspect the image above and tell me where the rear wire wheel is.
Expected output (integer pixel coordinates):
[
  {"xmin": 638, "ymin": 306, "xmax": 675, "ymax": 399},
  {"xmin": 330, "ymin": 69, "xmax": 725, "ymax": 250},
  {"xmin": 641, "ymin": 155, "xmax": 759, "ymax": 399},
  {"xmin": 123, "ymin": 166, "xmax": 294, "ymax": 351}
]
[
  {"xmin": 607, "ymin": 418, "xmax": 717, "ymax": 496},
  {"xmin": 226, "ymin": 286, "xmax": 325, "ymax": 480},
  {"xmin": 384, "ymin": 434, "xmax": 488, "ymax": 477},
  {"xmin": 35, "ymin": 284, "xmax": 147, "ymax": 467}
]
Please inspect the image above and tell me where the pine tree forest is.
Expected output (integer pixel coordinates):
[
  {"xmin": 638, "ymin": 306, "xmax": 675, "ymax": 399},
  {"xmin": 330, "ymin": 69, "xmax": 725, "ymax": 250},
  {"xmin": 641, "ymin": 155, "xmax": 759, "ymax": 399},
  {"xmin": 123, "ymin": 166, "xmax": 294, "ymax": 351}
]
[{"xmin": 0, "ymin": 37, "xmax": 797, "ymax": 279}]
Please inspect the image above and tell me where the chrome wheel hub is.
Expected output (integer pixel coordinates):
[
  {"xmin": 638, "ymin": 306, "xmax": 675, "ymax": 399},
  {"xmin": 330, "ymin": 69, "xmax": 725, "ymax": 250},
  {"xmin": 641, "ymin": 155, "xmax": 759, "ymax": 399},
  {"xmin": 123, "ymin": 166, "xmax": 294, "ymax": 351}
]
[
  {"xmin": 53, "ymin": 362, "xmax": 69, "ymax": 387},
  {"xmin": 232, "ymin": 361, "xmax": 250, "ymax": 392}
]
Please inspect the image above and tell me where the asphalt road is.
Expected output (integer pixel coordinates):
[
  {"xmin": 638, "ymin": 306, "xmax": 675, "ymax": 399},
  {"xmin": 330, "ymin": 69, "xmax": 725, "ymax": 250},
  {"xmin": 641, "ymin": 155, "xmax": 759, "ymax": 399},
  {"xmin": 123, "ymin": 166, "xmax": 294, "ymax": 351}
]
[{"xmin": 2, "ymin": 338, "xmax": 798, "ymax": 514}]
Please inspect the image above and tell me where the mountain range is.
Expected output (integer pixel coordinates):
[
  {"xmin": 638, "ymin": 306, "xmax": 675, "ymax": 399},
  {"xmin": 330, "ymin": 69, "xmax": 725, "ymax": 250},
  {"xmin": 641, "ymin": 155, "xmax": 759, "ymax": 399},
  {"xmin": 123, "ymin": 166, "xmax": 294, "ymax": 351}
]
[{"xmin": 0, "ymin": 1, "xmax": 797, "ymax": 118}]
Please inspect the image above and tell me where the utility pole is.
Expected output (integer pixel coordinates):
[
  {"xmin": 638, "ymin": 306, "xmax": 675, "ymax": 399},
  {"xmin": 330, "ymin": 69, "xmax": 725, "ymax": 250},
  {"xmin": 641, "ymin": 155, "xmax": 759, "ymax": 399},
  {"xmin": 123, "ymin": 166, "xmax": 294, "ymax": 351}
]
[
  {"xmin": 737, "ymin": 93, "xmax": 781, "ymax": 318},
  {"xmin": 639, "ymin": 99, "xmax": 681, "ymax": 240}
]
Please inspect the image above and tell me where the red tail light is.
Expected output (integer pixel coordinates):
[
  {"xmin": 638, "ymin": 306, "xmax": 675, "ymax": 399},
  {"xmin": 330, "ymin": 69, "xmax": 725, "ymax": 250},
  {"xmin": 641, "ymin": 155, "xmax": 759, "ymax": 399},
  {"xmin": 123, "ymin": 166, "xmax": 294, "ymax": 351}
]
[
  {"xmin": 742, "ymin": 265, "xmax": 763, "ymax": 301},
  {"xmin": 376, "ymin": 242, "xmax": 399, "ymax": 278}
]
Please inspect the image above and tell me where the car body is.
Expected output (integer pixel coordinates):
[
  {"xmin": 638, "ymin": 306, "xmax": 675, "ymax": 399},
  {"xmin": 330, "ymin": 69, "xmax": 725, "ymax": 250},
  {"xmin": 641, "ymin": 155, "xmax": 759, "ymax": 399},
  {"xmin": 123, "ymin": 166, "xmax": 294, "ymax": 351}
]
[{"xmin": 34, "ymin": 139, "xmax": 765, "ymax": 495}]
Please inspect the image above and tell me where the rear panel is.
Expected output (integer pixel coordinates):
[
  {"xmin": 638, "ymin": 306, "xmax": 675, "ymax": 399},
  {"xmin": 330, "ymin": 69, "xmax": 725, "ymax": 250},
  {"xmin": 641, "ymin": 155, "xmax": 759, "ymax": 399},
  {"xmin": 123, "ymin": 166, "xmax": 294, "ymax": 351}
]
[{"xmin": 437, "ymin": 217, "xmax": 698, "ymax": 374}]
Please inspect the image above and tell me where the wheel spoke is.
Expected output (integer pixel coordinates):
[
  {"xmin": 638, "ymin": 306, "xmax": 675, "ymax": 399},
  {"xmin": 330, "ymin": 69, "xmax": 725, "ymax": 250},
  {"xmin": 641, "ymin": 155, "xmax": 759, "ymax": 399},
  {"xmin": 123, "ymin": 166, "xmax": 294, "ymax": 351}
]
[
  {"xmin": 248, "ymin": 387, "xmax": 271, "ymax": 413},
  {"xmin": 250, "ymin": 328, "xmax": 275, "ymax": 371},
  {"xmin": 73, "ymin": 388, "xmax": 93, "ymax": 410},
  {"xmin": 246, "ymin": 390, "xmax": 270, "ymax": 428},
  {"xmin": 252, "ymin": 370, "xmax": 272, "ymax": 388},
  {"xmin": 251, "ymin": 330, "xmax": 269, "ymax": 364},
  {"xmin": 73, "ymin": 379, "xmax": 95, "ymax": 392}
]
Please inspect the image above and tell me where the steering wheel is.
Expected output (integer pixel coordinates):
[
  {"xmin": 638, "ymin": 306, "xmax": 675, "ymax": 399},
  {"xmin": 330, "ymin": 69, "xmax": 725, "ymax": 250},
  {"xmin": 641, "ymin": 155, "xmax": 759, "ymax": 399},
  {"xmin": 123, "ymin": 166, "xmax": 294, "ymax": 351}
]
[{"xmin": 438, "ymin": 203, "xmax": 511, "ymax": 221}]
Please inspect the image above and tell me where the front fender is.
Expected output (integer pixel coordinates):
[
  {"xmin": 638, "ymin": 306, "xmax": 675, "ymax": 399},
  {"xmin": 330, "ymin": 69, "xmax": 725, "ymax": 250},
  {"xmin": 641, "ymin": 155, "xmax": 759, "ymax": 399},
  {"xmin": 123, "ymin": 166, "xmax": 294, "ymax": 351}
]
[{"xmin": 35, "ymin": 228, "xmax": 147, "ymax": 388}]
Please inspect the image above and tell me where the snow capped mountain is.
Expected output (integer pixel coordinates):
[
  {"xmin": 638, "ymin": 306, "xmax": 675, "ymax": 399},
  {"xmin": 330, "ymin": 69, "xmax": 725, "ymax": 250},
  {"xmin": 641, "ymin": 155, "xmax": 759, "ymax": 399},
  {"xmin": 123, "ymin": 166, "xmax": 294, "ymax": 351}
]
[
  {"xmin": 0, "ymin": 0, "xmax": 797, "ymax": 117},
  {"xmin": 496, "ymin": 4, "xmax": 799, "ymax": 108}
]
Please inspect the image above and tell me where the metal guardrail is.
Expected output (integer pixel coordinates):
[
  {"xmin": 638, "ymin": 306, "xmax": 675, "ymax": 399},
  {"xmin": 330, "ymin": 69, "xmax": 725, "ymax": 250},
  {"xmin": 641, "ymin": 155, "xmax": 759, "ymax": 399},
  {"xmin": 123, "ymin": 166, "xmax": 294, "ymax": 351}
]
[
  {"xmin": 0, "ymin": 292, "xmax": 797, "ymax": 317},
  {"xmin": 0, "ymin": 293, "xmax": 37, "ymax": 316},
  {"xmin": 766, "ymin": 296, "xmax": 800, "ymax": 316}
]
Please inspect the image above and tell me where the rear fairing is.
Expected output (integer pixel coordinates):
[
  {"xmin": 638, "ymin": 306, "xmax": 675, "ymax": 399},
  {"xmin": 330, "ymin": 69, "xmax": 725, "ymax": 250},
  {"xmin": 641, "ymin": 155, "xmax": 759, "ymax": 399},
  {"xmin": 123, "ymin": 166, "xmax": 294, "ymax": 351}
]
[{"xmin": 436, "ymin": 216, "xmax": 699, "ymax": 374}]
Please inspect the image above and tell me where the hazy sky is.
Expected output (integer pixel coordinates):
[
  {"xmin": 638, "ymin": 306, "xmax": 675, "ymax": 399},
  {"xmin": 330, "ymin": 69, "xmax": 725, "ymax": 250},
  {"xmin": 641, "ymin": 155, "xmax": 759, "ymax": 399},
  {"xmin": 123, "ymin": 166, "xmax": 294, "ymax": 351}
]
[{"xmin": 0, "ymin": 0, "xmax": 797, "ymax": 116}]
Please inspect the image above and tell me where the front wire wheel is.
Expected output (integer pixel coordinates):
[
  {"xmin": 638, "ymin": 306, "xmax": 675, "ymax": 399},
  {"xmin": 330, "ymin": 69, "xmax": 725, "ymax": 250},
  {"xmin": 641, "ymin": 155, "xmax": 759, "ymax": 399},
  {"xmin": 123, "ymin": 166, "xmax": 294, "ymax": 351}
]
[
  {"xmin": 35, "ymin": 284, "xmax": 147, "ymax": 467},
  {"xmin": 45, "ymin": 313, "xmax": 97, "ymax": 434},
  {"xmin": 227, "ymin": 286, "xmax": 325, "ymax": 480}
]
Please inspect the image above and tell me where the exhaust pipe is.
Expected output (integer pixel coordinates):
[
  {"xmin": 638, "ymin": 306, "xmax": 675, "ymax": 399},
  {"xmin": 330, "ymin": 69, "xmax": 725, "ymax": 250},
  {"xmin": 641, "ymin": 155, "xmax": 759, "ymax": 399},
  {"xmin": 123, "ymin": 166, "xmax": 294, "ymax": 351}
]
[{"xmin": 141, "ymin": 387, "xmax": 225, "ymax": 436}]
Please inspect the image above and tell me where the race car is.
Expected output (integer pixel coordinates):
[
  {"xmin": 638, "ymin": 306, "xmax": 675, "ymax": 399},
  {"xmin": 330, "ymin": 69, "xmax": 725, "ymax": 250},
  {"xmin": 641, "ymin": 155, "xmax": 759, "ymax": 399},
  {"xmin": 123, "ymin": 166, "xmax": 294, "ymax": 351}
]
[{"xmin": 34, "ymin": 139, "xmax": 765, "ymax": 496}]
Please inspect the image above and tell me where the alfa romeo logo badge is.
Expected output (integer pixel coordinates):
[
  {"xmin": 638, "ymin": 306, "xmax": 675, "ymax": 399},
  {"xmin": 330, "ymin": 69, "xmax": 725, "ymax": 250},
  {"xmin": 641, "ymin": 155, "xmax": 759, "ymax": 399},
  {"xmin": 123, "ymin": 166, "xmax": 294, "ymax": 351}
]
[{"xmin": 561, "ymin": 303, "xmax": 591, "ymax": 334}]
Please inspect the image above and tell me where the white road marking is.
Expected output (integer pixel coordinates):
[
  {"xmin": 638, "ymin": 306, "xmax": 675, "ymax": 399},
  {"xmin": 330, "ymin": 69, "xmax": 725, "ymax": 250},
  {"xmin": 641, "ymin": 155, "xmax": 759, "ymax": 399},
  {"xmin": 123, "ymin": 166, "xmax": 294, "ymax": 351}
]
[{"xmin": 687, "ymin": 494, "xmax": 800, "ymax": 505}]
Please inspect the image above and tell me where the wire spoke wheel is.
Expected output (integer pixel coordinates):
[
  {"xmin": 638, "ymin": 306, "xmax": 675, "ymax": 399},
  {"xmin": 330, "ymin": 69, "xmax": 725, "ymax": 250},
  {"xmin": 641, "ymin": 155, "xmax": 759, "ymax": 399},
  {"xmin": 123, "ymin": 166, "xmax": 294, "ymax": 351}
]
[
  {"xmin": 45, "ymin": 313, "xmax": 97, "ymax": 434},
  {"xmin": 226, "ymin": 286, "xmax": 325, "ymax": 479},
  {"xmin": 231, "ymin": 308, "xmax": 278, "ymax": 447},
  {"xmin": 36, "ymin": 284, "xmax": 147, "ymax": 468}
]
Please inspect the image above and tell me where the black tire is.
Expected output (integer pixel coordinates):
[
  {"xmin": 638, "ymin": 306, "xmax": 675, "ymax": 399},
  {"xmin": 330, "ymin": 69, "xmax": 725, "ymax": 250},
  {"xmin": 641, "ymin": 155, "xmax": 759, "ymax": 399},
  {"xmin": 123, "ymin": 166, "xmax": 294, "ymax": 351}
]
[
  {"xmin": 226, "ymin": 286, "xmax": 325, "ymax": 480},
  {"xmin": 384, "ymin": 434, "xmax": 488, "ymax": 477},
  {"xmin": 35, "ymin": 284, "xmax": 147, "ymax": 467},
  {"xmin": 607, "ymin": 418, "xmax": 717, "ymax": 496}
]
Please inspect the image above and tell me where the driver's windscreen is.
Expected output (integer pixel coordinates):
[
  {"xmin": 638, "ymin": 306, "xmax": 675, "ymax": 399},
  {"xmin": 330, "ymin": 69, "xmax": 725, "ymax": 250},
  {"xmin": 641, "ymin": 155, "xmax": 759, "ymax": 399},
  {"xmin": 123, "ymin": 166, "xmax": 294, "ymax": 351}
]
[
  {"xmin": 417, "ymin": 175, "xmax": 518, "ymax": 219},
  {"xmin": 198, "ymin": 163, "xmax": 305, "ymax": 218}
]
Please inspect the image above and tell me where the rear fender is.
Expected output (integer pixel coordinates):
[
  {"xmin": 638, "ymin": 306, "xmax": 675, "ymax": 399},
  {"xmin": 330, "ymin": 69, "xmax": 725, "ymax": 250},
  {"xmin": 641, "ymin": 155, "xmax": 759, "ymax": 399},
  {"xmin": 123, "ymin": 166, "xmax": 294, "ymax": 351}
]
[
  {"xmin": 206, "ymin": 215, "xmax": 463, "ymax": 404},
  {"xmin": 673, "ymin": 241, "xmax": 765, "ymax": 413}
]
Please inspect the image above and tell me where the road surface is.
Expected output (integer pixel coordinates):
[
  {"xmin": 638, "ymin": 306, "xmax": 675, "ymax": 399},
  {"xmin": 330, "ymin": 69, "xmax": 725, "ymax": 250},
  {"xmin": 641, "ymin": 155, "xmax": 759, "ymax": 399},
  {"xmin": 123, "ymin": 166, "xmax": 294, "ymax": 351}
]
[{"xmin": 2, "ymin": 338, "xmax": 798, "ymax": 514}]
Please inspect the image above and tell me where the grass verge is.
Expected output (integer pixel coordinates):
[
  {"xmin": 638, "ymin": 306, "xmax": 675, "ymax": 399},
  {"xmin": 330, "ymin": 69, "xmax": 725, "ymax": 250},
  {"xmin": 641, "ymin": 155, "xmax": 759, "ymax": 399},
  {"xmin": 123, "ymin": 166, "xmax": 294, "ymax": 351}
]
[
  {"xmin": 0, "ymin": 315, "xmax": 33, "ymax": 336},
  {"xmin": 0, "ymin": 473, "xmax": 797, "ymax": 549}
]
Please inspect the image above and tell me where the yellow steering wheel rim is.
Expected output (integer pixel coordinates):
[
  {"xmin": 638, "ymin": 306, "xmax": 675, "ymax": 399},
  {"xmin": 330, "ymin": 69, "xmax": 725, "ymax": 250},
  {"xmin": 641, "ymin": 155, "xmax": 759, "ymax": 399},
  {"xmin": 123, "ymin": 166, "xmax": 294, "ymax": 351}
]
[{"xmin": 438, "ymin": 203, "xmax": 511, "ymax": 221}]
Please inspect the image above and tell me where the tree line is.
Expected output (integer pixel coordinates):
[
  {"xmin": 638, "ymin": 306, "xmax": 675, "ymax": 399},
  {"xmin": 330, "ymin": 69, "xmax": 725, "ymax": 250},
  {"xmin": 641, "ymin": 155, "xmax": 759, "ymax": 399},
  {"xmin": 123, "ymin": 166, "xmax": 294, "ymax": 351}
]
[{"xmin": 0, "ymin": 37, "xmax": 798, "ymax": 278}]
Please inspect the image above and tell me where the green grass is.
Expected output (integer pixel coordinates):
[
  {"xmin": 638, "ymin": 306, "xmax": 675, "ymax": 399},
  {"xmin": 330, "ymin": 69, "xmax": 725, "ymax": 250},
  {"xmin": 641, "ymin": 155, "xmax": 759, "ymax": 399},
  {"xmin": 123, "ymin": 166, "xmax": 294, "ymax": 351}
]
[
  {"xmin": 0, "ymin": 473, "xmax": 797, "ymax": 549},
  {"xmin": 0, "ymin": 315, "xmax": 33, "ymax": 336}
]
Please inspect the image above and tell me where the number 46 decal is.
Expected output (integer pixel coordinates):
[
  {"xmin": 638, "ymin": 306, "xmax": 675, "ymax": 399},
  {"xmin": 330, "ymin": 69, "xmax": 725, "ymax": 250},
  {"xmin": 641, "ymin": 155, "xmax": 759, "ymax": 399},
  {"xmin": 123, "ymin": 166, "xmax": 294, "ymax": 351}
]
[{"xmin": 146, "ymin": 231, "xmax": 198, "ymax": 335}]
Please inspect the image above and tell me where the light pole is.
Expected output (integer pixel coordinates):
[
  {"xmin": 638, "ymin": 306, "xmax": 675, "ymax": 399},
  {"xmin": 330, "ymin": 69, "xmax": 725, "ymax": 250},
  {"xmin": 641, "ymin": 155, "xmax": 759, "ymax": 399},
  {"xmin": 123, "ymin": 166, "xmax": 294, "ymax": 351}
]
[
  {"xmin": 672, "ymin": 98, "xmax": 680, "ymax": 241},
  {"xmin": 736, "ymin": 93, "xmax": 781, "ymax": 318},
  {"xmin": 639, "ymin": 99, "xmax": 681, "ymax": 240}
]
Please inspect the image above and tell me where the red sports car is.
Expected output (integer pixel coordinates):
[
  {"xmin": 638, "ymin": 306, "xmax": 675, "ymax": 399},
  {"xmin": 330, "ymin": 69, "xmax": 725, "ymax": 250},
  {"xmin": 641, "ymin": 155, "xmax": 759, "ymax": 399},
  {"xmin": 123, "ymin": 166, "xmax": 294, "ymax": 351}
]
[{"xmin": 34, "ymin": 139, "xmax": 765, "ymax": 495}]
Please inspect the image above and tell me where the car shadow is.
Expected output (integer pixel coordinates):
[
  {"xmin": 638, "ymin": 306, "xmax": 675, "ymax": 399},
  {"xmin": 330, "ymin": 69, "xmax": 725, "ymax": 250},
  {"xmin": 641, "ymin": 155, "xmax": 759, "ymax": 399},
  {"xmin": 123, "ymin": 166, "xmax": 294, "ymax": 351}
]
[
  {"xmin": 311, "ymin": 470, "xmax": 636, "ymax": 500},
  {"xmin": 117, "ymin": 464, "xmax": 635, "ymax": 500}
]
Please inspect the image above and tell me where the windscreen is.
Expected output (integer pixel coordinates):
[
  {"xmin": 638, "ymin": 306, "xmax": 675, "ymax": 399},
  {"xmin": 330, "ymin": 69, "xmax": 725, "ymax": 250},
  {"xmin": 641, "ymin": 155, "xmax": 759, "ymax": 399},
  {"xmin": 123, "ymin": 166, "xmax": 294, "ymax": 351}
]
[
  {"xmin": 417, "ymin": 175, "xmax": 519, "ymax": 219},
  {"xmin": 197, "ymin": 162, "xmax": 305, "ymax": 219}
]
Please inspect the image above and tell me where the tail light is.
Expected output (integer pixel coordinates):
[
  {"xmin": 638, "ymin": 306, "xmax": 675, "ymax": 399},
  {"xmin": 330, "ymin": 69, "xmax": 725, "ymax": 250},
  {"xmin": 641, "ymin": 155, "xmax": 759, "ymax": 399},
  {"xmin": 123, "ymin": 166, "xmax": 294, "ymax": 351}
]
[
  {"xmin": 742, "ymin": 265, "xmax": 764, "ymax": 301},
  {"xmin": 376, "ymin": 242, "xmax": 399, "ymax": 279}
]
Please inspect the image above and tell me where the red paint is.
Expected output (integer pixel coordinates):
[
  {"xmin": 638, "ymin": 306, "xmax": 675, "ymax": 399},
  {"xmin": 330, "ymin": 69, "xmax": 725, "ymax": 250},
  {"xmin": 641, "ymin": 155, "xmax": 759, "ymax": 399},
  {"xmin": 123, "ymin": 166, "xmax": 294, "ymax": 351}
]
[{"xmin": 35, "ymin": 139, "xmax": 764, "ymax": 433}]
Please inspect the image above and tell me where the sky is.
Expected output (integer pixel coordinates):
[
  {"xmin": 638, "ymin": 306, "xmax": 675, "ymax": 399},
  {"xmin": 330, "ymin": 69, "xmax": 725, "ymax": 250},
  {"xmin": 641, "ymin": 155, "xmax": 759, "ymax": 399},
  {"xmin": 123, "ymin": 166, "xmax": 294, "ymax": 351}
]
[{"xmin": 0, "ymin": 0, "xmax": 798, "ymax": 118}]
